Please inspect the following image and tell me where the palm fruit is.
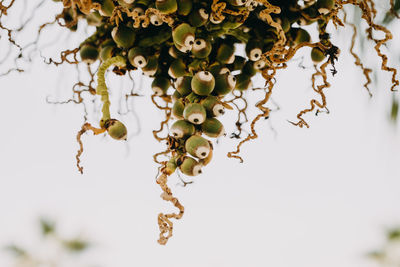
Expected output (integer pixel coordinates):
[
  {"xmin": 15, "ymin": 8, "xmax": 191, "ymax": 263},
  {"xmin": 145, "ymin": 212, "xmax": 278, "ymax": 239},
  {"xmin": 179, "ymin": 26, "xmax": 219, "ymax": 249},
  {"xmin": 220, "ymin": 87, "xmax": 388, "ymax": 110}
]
[
  {"xmin": 201, "ymin": 96, "xmax": 225, "ymax": 117},
  {"xmin": 170, "ymin": 120, "xmax": 195, "ymax": 139},
  {"xmin": 155, "ymin": 0, "xmax": 178, "ymax": 14},
  {"xmin": 183, "ymin": 103, "xmax": 207, "ymax": 124},
  {"xmin": 191, "ymin": 71, "xmax": 215, "ymax": 96},
  {"xmin": 168, "ymin": 45, "xmax": 186, "ymax": 59},
  {"xmin": 229, "ymin": 56, "xmax": 246, "ymax": 71},
  {"xmin": 253, "ymin": 59, "xmax": 266, "ymax": 71},
  {"xmin": 86, "ymin": 11, "xmax": 102, "ymax": 26},
  {"xmin": 142, "ymin": 56, "xmax": 158, "ymax": 76},
  {"xmin": 128, "ymin": 47, "xmax": 148, "ymax": 68},
  {"xmin": 80, "ymin": 44, "xmax": 99, "ymax": 64},
  {"xmin": 242, "ymin": 60, "xmax": 257, "ymax": 77},
  {"xmin": 168, "ymin": 58, "xmax": 187, "ymax": 78},
  {"xmin": 172, "ymin": 99, "xmax": 185, "ymax": 119},
  {"xmin": 185, "ymin": 135, "xmax": 211, "ymax": 159},
  {"xmin": 150, "ymin": 13, "xmax": 163, "ymax": 26},
  {"xmin": 188, "ymin": 8, "xmax": 209, "ymax": 27},
  {"xmin": 213, "ymin": 73, "xmax": 236, "ymax": 96},
  {"xmin": 311, "ymin": 47, "xmax": 325, "ymax": 63},
  {"xmin": 165, "ymin": 157, "xmax": 178, "ymax": 175},
  {"xmin": 174, "ymin": 42, "xmax": 192, "ymax": 53},
  {"xmin": 172, "ymin": 23, "xmax": 195, "ymax": 48},
  {"xmin": 172, "ymin": 90, "xmax": 182, "ymax": 102},
  {"xmin": 226, "ymin": 0, "xmax": 247, "ymax": 6},
  {"xmin": 111, "ymin": 25, "xmax": 136, "ymax": 49},
  {"xmin": 132, "ymin": 6, "xmax": 145, "ymax": 16},
  {"xmin": 174, "ymin": 76, "xmax": 192, "ymax": 96},
  {"xmin": 216, "ymin": 43, "xmax": 235, "ymax": 64},
  {"xmin": 292, "ymin": 28, "xmax": 311, "ymax": 45},
  {"xmin": 179, "ymin": 157, "xmax": 202, "ymax": 176},
  {"xmin": 245, "ymin": 40, "xmax": 263, "ymax": 61},
  {"xmin": 100, "ymin": 45, "xmax": 115, "ymax": 62},
  {"xmin": 151, "ymin": 76, "xmax": 170, "ymax": 95},
  {"xmin": 177, "ymin": 0, "xmax": 192, "ymax": 15},
  {"xmin": 201, "ymin": 118, "xmax": 225, "ymax": 138},
  {"xmin": 98, "ymin": 0, "xmax": 115, "ymax": 17},
  {"xmin": 192, "ymin": 38, "xmax": 212, "ymax": 59},
  {"xmin": 117, "ymin": 0, "xmax": 135, "ymax": 7},
  {"xmin": 317, "ymin": 0, "xmax": 335, "ymax": 15},
  {"xmin": 104, "ymin": 119, "xmax": 128, "ymax": 140},
  {"xmin": 235, "ymin": 73, "xmax": 252, "ymax": 91}
]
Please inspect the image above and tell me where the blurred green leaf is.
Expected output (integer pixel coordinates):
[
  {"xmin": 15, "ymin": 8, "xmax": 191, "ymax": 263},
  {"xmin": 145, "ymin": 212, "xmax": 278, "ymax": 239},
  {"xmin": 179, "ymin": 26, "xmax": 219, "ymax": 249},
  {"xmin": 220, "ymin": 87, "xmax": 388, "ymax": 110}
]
[
  {"xmin": 368, "ymin": 250, "xmax": 386, "ymax": 260},
  {"xmin": 4, "ymin": 244, "xmax": 27, "ymax": 258},
  {"xmin": 383, "ymin": 0, "xmax": 400, "ymax": 24},
  {"xmin": 39, "ymin": 218, "xmax": 56, "ymax": 236},
  {"xmin": 387, "ymin": 228, "xmax": 400, "ymax": 240},
  {"xmin": 390, "ymin": 97, "xmax": 399, "ymax": 123},
  {"xmin": 62, "ymin": 238, "xmax": 89, "ymax": 253}
]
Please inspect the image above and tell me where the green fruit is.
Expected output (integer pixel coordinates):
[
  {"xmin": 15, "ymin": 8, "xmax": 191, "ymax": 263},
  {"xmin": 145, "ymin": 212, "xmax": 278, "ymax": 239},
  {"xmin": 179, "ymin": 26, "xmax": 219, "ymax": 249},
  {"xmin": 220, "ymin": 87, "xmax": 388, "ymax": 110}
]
[
  {"xmin": 105, "ymin": 119, "xmax": 128, "ymax": 140},
  {"xmin": 156, "ymin": 0, "xmax": 178, "ymax": 14},
  {"xmin": 166, "ymin": 157, "xmax": 178, "ymax": 175},
  {"xmin": 227, "ymin": 0, "xmax": 246, "ymax": 6},
  {"xmin": 235, "ymin": 73, "xmax": 252, "ymax": 91},
  {"xmin": 128, "ymin": 47, "xmax": 148, "ymax": 68},
  {"xmin": 174, "ymin": 76, "xmax": 192, "ymax": 96},
  {"xmin": 230, "ymin": 56, "xmax": 246, "ymax": 71},
  {"xmin": 177, "ymin": 0, "xmax": 192, "ymax": 15},
  {"xmin": 191, "ymin": 71, "xmax": 215, "ymax": 96},
  {"xmin": 170, "ymin": 120, "xmax": 195, "ymax": 139},
  {"xmin": 99, "ymin": 0, "xmax": 115, "ymax": 17},
  {"xmin": 172, "ymin": 99, "xmax": 185, "ymax": 119},
  {"xmin": 192, "ymin": 38, "xmax": 212, "ymax": 59},
  {"xmin": 183, "ymin": 103, "xmax": 207, "ymax": 124},
  {"xmin": 245, "ymin": 40, "xmax": 263, "ymax": 61},
  {"xmin": 201, "ymin": 118, "xmax": 225, "ymax": 138},
  {"xmin": 185, "ymin": 135, "xmax": 211, "ymax": 159},
  {"xmin": 188, "ymin": 8, "xmax": 209, "ymax": 27},
  {"xmin": 179, "ymin": 157, "xmax": 202, "ymax": 176},
  {"xmin": 216, "ymin": 43, "xmax": 235, "ymax": 64},
  {"xmin": 292, "ymin": 28, "xmax": 311, "ymax": 45},
  {"xmin": 111, "ymin": 25, "xmax": 136, "ymax": 49},
  {"xmin": 213, "ymin": 73, "xmax": 236, "ymax": 96},
  {"xmin": 150, "ymin": 13, "xmax": 163, "ymax": 26},
  {"xmin": 172, "ymin": 23, "xmax": 195, "ymax": 48},
  {"xmin": 168, "ymin": 58, "xmax": 187, "ymax": 78},
  {"xmin": 201, "ymin": 96, "xmax": 225, "ymax": 117},
  {"xmin": 317, "ymin": 0, "xmax": 335, "ymax": 15},
  {"xmin": 172, "ymin": 90, "xmax": 182, "ymax": 102},
  {"xmin": 80, "ymin": 44, "xmax": 99, "ymax": 64},
  {"xmin": 100, "ymin": 45, "xmax": 114, "ymax": 62},
  {"xmin": 151, "ymin": 76, "xmax": 170, "ymax": 95},
  {"xmin": 86, "ymin": 11, "xmax": 102, "ymax": 26},
  {"xmin": 311, "ymin": 47, "xmax": 325, "ymax": 63},
  {"xmin": 142, "ymin": 56, "xmax": 158, "ymax": 76}
]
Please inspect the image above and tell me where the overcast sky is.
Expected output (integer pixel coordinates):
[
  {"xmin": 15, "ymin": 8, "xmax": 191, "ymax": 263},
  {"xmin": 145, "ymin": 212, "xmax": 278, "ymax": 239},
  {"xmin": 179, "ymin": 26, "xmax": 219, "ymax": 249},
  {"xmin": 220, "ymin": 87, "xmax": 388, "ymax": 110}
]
[{"xmin": 1, "ymin": 2, "xmax": 400, "ymax": 267}]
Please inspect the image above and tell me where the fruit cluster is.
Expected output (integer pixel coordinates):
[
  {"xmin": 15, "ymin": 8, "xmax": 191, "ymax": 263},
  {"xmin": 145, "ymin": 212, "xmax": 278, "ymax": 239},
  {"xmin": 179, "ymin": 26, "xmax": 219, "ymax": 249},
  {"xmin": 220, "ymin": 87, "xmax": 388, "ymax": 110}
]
[{"xmin": 2, "ymin": 0, "xmax": 397, "ymax": 245}]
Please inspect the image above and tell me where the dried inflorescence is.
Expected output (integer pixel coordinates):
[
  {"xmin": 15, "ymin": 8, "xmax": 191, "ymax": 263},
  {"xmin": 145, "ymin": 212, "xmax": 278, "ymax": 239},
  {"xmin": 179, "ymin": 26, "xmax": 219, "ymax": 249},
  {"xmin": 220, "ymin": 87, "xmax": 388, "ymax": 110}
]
[{"xmin": 1, "ymin": 0, "xmax": 399, "ymax": 245}]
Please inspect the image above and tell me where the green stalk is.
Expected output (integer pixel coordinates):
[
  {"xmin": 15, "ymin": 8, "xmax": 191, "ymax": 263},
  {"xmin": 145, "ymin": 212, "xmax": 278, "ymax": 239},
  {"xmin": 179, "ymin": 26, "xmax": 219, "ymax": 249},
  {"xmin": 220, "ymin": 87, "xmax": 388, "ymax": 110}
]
[{"xmin": 96, "ymin": 56, "xmax": 126, "ymax": 126}]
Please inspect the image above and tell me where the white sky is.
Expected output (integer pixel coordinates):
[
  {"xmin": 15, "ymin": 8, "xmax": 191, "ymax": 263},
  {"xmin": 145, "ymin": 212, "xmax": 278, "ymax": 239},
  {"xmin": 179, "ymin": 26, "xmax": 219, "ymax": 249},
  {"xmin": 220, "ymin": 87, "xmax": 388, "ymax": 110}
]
[{"xmin": 0, "ymin": 1, "xmax": 400, "ymax": 267}]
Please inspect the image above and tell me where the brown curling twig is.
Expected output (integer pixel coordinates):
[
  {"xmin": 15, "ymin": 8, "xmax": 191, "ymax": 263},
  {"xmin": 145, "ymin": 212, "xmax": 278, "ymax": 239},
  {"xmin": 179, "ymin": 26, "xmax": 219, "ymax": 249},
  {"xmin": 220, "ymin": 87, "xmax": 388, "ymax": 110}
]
[
  {"xmin": 75, "ymin": 123, "xmax": 106, "ymax": 174},
  {"xmin": 228, "ymin": 82, "xmax": 274, "ymax": 162},
  {"xmin": 348, "ymin": 22, "xmax": 373, "ymax": 97},
  {"xmin": 151, "ymin": 95, "xmax": 172, "ymax": 142},
  {"xmin": 289, "ymin": 61, "xmax": 331, "ymax": 128},
  {"xmin": 156, "ymin": 167, "xmax": 184, "ymax": 245},
  {"xmin": 42, "ymin": 47, "xmax": 80, "ymax": 66},
  {"xmin": 339, "ymin": 0, "xmax": 399, "ymax": 91}
]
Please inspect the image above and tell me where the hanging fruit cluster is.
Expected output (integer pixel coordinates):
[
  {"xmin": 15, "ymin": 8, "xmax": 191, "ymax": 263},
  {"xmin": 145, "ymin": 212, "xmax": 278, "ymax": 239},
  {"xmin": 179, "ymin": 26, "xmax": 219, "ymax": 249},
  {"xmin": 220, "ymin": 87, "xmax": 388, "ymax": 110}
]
[{"xmin": 1, "ymin": 0, "xmax": 398, "ymax": 245}]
